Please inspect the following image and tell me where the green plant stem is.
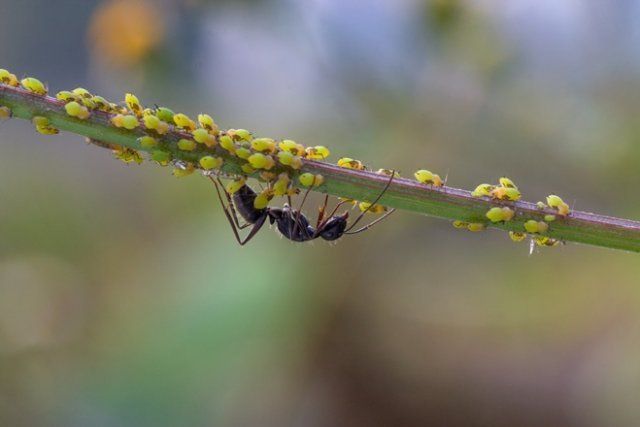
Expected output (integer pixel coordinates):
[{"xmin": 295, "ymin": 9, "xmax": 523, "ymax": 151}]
[{"xmin": 1, "ymin": 84, "xmax": 640, "ymax": 252}]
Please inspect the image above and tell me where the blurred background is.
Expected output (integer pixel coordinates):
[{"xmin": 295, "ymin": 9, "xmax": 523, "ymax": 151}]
[{"xmin": 1, "ymin": 0, "xmax": 640, "ymax": 426}]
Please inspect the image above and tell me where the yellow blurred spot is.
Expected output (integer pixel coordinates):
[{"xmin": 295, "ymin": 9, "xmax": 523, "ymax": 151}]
[{"xmin": 88, "ymin": 0, "xmax": 165, "ymax": 67}]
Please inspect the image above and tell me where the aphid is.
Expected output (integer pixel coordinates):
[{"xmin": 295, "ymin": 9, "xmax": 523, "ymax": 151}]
[
  {"xmin": 277, "ymin": 151, "xmax": 302, "ymax": 169},
  {"xmin": 233, "ymin": 129, "xmax": 252, "ymax": 142},
  {"xmin": 177, "ymin": 138, "xmax": 196, "ymax": 151},
  {"xmin": 72, "ymin": 87, "xmax": 93, "ymax": 99},
  {"xmin": 0, "ymin": 106, "xmax": 11, "ymax": 120},
  {"xmin": 64, "ymin": 101, "xmax": 90, "ymax": 119},
  {"xmin": 305, "ymin": 146, "xmax": 330, "ymax": 160},
  {"xmin": 279, "ymin": 139, "xmax": 305, "ymax": 156},
  {"xmin": 209, "ymin": 171, "xmax": 396, "ymax": 245},
  {"xmin": 173, "ymin": 113, "xmax": 196, "ymax": 131},
  {"xmin": 499, "ymin": 177, "xmax": 517, "ymax": 189},
  {"xmin": 219, "ymin": 134, "xmax": 236, "ymax": 154},
  {"xmin": 377, "ymin": 168, "xmax": 399, "ymax": 178},
  {"xmin": 544, "ymin": 214, "xmax": 556, "ymax": 222},
  {"xmin": 91, "ymin": 96, "xmax": 112, "ymax": 112},
  {"xmin": 113, "ymin": 146, "xmax": 143, "ymax": 164},
  {"xmin": 197, "ymin": 114, "xmax": 219, "ymax": 135},
  {"xmin": 172, "ymin": 163, "xmax": 196, "ymax": 177},
  {"xmin": 414, "ymin": 169, "xmax": 443, "ymax": 187},
  {"xmin": 125, "ymin": 93, "xmax": 143, "ymax": 116},
  {"xmin": 32, "ymin": 116, "xmax": 59, "ymax": 135},
  {"xmin": 298, "ymin": 173, "xmax": 324, "ymax": 187},
  {"xmin": 272, "ymin": 174, "xmax": 291, "ymax": 196},
  {"xmin": 236, "ymin": 147, "xmax": 252, "ymax": 160},
  {"xmin": 546, "ymin": 194, "xmax": 570, "ymax": 216},
  {"xmin": 56, "ymin": 91, "xmax": 81, "ymax": 103},
  {"xmin": 337, "ymin": 157, "xmax": 365, "ymax": 170},
  {"xmin": 199, "ymin": 155, "xmax": 223, "ymax": 171},
  {"xmin": 486, "ymin": 207, "xmax": 514, "ymax": 223},
  {"xmin": 467, "ymin": 223, "xmax": 485, "ymax": 232},
  {"xmin": 471, "ymin": 183, "xmax": 494, "ymax": 197},
  {"xmin": 524, "ymin": 220, "xmax": 548, "ymax": 234},
  {"xmin": 358, "ymin": 202, "xmax": 386, "ymax": 214},
  {"xmin": 241, "ymin": 164, "xmax": 256, "ymax": 174},
  {"xmin": 192, "ymin": 128, "xmax": 217, "ymax": 147},
  {"xmin": 155, "ymin": 107, "xmax": 175, "ymax": 123},
  {"xmin": 452, "ymin": 220, "xmax": 468, "ymax": 229},
  {"xmin": 138, "ymin": 135, "xmax": 158, "ymax": 149},
  {"xmin": 509, "ymin": 231, "xmax": 526, "ymax": 242},
  {"xmin": 251, "ymin": 137, "xmax": 277, "ymax": 153},
  {"xmin": 20, "ymin": 77, "xmax": 47, "ymax": 95},
  {"xmin": 490, "ymin": 186, "xmax": 521, "ymax": 201},
  {"xmin": 253, "ymin": 188, "xmax": 274, "ymax": 209},
  {"xmin": 248, "ymin": 153, "xmax": 275, "ymax": 170},
  {"xmin": 0, "ymin": 69, "xmax": 19, "ymax": 86},
  {"xmin": 534, "ymin": 236, "xmax": 561, "ymax": 247}
]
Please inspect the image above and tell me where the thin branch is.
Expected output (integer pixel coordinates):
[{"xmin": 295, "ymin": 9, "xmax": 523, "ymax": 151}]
[{"xmin": 1, "ymin": 84, "xmax": 639, "ymax": 252}]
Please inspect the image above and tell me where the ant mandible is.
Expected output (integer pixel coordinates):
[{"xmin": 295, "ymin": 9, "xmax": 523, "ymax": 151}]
[{"xmin": 208, "ymin": 171, "xmax": 396, "ymax": 245}]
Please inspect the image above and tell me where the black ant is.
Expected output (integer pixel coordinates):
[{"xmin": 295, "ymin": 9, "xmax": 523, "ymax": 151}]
[{"xmin": 208, "ymin": 172, "xmax": 396, "ymax": 245}]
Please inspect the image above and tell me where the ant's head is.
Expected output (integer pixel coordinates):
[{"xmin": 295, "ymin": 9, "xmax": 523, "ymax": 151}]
[{"xmin": 318, "ymin": 212, "xmax": 349, "ymax": 241}]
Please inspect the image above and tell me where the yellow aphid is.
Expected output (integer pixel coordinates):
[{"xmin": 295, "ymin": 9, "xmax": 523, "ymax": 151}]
[
  {"xmin": 143, "ymin": 114, "xmax": 161, "ymax": 130},
  {"xmin": 452, "ymin": 220, "xmax": 468, "ymax": 229},
  {"xmin": 219, "ymin": 135, "xmax": 236, "ymax": 153},
  {"xmin": 236, "ymin": 147, "xmax": 251, "ymax": 160},
  {"xmin": 0, "ymin": 106, "xmax": 11, "ymax": 120},
  {"xmin": 125, "ymin": 93, "xmax": 143, "ymax": 116},
  {"xmin": 32, "ymin": 116, "xmax": 59, "ymax": 135},
  {"xmin": 241, "ymin": 164, "xmax": 256, "ymax": 174},
  {"xmin": 298, "ymin": 173, "xmax": 316, "ymax": 187},
  {"xmin": 313, "ymin": 174, "xmax": 325, "ymax": 186},
  {"xmin": 509, "ymin": 231, "xmax": 526, "ymax": 242},
  {"xmin": 72, "ymin": 87, "xmax": 92, "ymax": 99},
  {"xmin": 278, "ymin": 139, "xmax": 305, "ymax": 155},
  {"xmin": 524, "ymin": 220, "xmax": 548, "ymax": 234},
  {"xmin": 471, "ymin": 183, "xmax": 494, "ymax": 197},
  {"xmin": 278, "ymin": 151, "xmax": 303, "ymax": 169},
  {"xmin": 177, "ymin": 138, "xmax": 196, "ymax": 151},
  {"xmin": 151, "ymin": 150, "xmax": 172, "ymax": 166},
  {"xmin": 248, "ymin": 153, "xmax": 275, "ymax": 170},
  {"xmin": 534, "ymin": 236, "xmax": 561, "ymax": 247},
  {"xmin": 20, "ymin": 77, "xmax": 47, "ymax": 95},
  {"xmin": 56, "ymin": 91, "xmax": 80, "ymax": 103},
  {"xmin": 338, "ymin": 157, "xmax": 365, "ymax": 170},
  {"xmin": 173, "ymin": 113, "xmax": 196, "ymax": 130},
  {"xmin": 192, "ymin": 128, "xmax": 217, "ymax": 147},
  {"xmin": 273, "ymin": 174, "xmax": 291, "ymax": 196},
  {"xmin": 155, "ymin": 107, "xmax": 174, "ymax": 123},
  {"xmin": 172, "ymin": 164, "xmax": 196, "ymax": 178},
  {"xmin": 414, "ymin": 169, "xmax": 443, "ymax": 186},
  {"xmin": 155, "ymin": 121, "xmax": 170, "ymax": 135},
  {"xmin": 199, "ymin": 155, "xmax": 223, "ymax": 170},
  {"xmin": 251, "ymin": 137, "xmax": 276, "ymax": 153},
  {"xmin": 491, "ymin": 186, "xmax": 521, "ymax": 201},
  {"xmin": 138, "ymin": 135, "xmax": 158, "ymax": 149},
  {"xmin": 253, "ymin": 189, "xmax": 274, "ymax": 210},
  {"xmin": 546, "ymin": 195, "xmax": 570, "ymax": 216},
  {"xmin": 467, "ymin": 223, "xmax": 486, "ymax": 232},
  {"xmin": 121, "ymin": 115, "xmax": 139, "ymax": 130},
  {"xmin": 64, "ymin": 101, "xmax": 90, "ymax": 119},
  {"xmin": 91, "ymin": 96, "xmax": 112, "ymax": 112},
  {"xmin": 113, "ymin": 147, "xmax": 143, "ymax": 164},
  {"xmin": 544, "ymin": 214, "xmax": 556, "ymax": 222},
  {"xmin": 486, "ymin": 207, "xmax": 511, "ymax": 223},
  {"xmin": 197, "ymin": 114, "xmax": 219, "ymax": 134},
  {"xmin": 499, "ymin": 177, "xmax": 517, "ymax": 189},
  {"xmin": 536, "ymin": 201, "xmax": 547, "ymax": 209},
  {"xmin": 233, "ymin": 129, "xmax": 252, "ymax": 142},
  {"xmin": 0, "ymin": 69, "xmax": 19, "ymax": 86},
  {"xmin": 305, "ymin": 146, "xmax": 330, "ymax": 160},
  {"xmin": 111, "ymin": 114, "xmax": 125, "ymax": 127},
  {"xmin": 226, "ymin": 178, "xmax": 246, "ymax": 194},
  {"xmin": 358, "ymin": 202, "xmax": 386, "ymax": 214}
]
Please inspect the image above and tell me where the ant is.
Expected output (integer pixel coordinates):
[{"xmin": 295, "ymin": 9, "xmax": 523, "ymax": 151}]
[{"xmin": 208, "ymin": 171, "xmax": 396, "ymax": 245}]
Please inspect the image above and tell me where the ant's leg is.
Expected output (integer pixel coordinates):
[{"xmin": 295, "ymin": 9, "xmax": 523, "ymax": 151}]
[
  {"xmin": 315, "ymin": 194, "xmax": 329, "ymax": 229},
  {"xmin": 209, "ymin": 176, "xmax": 266, "ymax": 245},
  {"xmin": 345, "ymin": 208, "xmax": 396, "ymax": 235},
  {"xmin": 344, "ymin": 171, "xmax": 395, "ymax": 233},
  {"xmin": 292, "ymin": 185, "xmax": 314, "ymax": 240},
  {"xmin": 213, "ymin": 176, "xmax": 251, "ymax": 230}
]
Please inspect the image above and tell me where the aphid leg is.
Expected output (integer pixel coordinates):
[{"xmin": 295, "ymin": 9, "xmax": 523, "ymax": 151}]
[
  {"xmin": 209, "ymin": 176, "xmax": 267, "ymax": 245},
  {"xmin": 344, "ymin": 171, "xmax": 395, "ymax": 233}
]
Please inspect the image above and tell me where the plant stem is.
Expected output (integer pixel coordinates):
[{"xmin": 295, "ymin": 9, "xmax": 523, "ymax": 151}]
[{"xmin": 1, "ymin": 84, "xmax": 639, "ymax": 252}]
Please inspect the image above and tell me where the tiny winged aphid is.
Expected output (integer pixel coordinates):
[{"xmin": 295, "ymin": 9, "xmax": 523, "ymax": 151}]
[{"xmin": 209, "ymin": 171, "xmax": 397, "ymax": 245}]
